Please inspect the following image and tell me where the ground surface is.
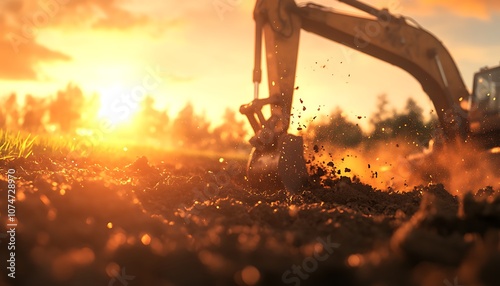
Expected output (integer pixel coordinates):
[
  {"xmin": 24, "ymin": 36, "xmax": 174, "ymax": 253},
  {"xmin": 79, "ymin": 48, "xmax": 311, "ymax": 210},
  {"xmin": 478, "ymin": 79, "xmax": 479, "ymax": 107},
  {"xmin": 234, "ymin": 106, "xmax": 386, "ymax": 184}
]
[{"xmin": 0, "ymin": 149, "xmax": 499, "ymax": 286}]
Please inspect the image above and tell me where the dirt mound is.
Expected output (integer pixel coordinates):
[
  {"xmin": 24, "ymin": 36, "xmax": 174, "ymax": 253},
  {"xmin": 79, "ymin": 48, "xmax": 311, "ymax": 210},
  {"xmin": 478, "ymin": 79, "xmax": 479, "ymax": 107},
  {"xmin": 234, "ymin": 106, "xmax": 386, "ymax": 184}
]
[{"xmin": 0, "ymin": 154, "xmax": 499, "ymax": 286}]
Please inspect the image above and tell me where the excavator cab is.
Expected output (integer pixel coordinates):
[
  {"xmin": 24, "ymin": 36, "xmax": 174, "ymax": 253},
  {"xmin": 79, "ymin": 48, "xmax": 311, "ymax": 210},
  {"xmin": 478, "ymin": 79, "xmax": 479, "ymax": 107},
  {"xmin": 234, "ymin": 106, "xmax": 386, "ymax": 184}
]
[
  {"xmin": 469, "ymin": 66, "xmax": 500, "ymax": 147},
  {"xmin": 471, "ymin": 66, "xmax": 500, "ymax": 116}
]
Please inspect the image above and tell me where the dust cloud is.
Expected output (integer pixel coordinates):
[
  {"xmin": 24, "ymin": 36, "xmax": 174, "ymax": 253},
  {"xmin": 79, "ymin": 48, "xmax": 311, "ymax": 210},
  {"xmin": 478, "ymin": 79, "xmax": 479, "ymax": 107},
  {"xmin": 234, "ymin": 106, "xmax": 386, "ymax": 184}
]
[{"xmin": 305, "ymin": 140, "xmax": 499, "ymax": 194}]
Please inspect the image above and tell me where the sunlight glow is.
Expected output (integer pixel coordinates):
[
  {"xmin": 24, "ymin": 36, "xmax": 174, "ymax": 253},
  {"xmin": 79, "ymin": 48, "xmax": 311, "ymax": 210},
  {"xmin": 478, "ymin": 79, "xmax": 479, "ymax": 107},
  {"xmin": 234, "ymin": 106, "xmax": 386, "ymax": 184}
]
[{"xmin": 97, "ymin": 84, "xmax": 139, "ymax": 126}]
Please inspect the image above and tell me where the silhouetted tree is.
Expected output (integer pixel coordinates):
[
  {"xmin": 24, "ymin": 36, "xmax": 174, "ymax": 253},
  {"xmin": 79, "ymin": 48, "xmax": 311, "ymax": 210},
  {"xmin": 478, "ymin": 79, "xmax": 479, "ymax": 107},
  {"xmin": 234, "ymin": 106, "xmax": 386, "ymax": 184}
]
[
  {"xmin": 369, "ymin": 97, "xmax": 432, "ymax": 144},
  {"xmin": 3, "ymin": 93, "xmax": 20, "ymax": 129},
  {"xmin": 22, "ymin": 95, "xmax": 46, "ymax": 132},
  {"xmin": 170, "ymin": 102, "xmax": 211, "ymax": 147},
  {"xmin": 212, "ymin": 108, "xmax": 247, "ymax": 149},
  {"xmin": 135, "ymin": 96, "xmax": 169, "ymax": 137},
  {"xmin": 49, "ymin": 83, "xmax": 84, "ymax": 132},
  {"xmin": 0, "ymin": 96, "xmax": 7, "ymax": 129},
  {"xmin": 79, "ymin": 93, "xmax": 101, "ymax": 128},
  {"xmin": 312, "ymin": 108, "xmax": 363, "ymax": 147},
  {"xmin": 370, "ymin": 94, "xmax": 390, "ymax": 125},
  {"xmin": 391, "ymin": 98, "xmax": 426, "ymax": 139},
  {"xmin": 0, "ymin": 109, "xmax": 5, "ymax": 129}
]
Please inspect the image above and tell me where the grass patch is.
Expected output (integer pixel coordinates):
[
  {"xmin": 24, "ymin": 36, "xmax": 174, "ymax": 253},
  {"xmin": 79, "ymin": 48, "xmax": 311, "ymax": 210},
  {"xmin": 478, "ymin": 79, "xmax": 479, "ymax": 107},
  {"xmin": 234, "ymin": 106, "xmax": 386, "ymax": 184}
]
[
  {"xmin": 0, "ymin": 129, "xmax": 99, "ymax": 161},
  {"xmin": 0, "ymin": 130, "xmax": 36, "ymax": 160},
  {"xmin": 1, "ymin": 128, "xmax": 250, "ymax": 165}
]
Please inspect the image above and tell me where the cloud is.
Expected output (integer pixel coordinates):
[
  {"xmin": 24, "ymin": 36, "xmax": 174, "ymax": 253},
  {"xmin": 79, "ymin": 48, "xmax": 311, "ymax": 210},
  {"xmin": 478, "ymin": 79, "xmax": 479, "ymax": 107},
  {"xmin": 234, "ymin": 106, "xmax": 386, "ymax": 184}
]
[
  {"xmin": 0, "ymin": 36, "xmax": 70, "ymax": 80},
  {"xmin": 0, "ymin": 0, "xmax": 154, "ymax": 81},
  {"xmin": 91, "ymin": 6, "xmax": 149, "ymax": 30},
  {"xmin": 166, "ymin": 73, "xmax": 194, "ymax": 83},
  {"xmin": 1, "ymin": 0, "xmax": 152, "ymax": 31},
  {"xmin": 0, "ymin": 6, "xmax": 71, "ymax": 80},
  {"xmin": 412, "ymin": 0, "xmax": 500, "ymax": 19},
  {"xmin": 59, "ymin": 0, "xmax": 152, "ymax": 30}
]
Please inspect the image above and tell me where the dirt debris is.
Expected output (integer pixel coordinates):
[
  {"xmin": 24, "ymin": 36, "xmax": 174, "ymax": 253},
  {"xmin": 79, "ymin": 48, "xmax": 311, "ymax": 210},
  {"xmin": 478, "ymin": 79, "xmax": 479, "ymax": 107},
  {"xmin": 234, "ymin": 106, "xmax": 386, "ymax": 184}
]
[{"xmin": 0, "ymin": 153, "xmax": 499, "ymax": 285}]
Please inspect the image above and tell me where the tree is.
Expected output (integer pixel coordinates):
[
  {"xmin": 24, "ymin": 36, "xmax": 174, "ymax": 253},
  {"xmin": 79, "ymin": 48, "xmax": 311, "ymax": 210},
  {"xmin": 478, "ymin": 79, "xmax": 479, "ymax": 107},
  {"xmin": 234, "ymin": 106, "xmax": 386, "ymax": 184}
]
[
  {"xmin": 370, "ymin": 94, "xmax": 390, "ymax": 125},
  {"xmin": 212, "ymin": 108, "xmax": 247, "ymax": 149},
  {"xmin": 49, "ymin": 83, "xmax": 85, "ymax": 132},
  {"xmin": 3, "ymin": 93, "xmax": 20, "ymax": 129},
  {"xmin": 368, "ymin": 97, "xmax": 431, "ymax": 145},
  {"xmin": 135, "ymin": 96, "xmax": 169, "ymax": 137},
  {"xmin": 22, "ymin": 95, "xmax": 47, "ymax": 132},
  {"xmin": 170, "ymin": 102, "xmax": 211, "ymax": 147},
  {"xmin": 79, "ymin": 93, "xmax": 101, "ymax": 128},
  {"xmin": 391, "ymin": 98, "xmax": 426, "ymax": 140},
  {"xmin": 312, "ymin": 108, "xmax": 363, "ymax": 147}
]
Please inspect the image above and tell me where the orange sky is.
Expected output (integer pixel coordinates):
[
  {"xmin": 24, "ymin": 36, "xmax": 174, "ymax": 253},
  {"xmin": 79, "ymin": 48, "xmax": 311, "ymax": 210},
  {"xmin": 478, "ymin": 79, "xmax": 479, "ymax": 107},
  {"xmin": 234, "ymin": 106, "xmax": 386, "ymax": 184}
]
[{"xmin": 1, "ymin": 0, "xmax": 499, "ymax": 131}]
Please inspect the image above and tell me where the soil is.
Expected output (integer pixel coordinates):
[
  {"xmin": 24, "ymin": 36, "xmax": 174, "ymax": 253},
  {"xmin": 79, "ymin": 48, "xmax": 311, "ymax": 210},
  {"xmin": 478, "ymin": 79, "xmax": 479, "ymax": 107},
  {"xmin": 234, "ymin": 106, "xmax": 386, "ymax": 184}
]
[{"xmin": 0, "ymin": 150, "xmax": 499, "ymax": 286}]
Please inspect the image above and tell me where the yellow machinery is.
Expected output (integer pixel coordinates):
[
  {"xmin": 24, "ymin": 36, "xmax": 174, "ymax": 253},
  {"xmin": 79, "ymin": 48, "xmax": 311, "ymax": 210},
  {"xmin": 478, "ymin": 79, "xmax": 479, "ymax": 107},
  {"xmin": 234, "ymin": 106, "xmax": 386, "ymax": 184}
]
[{"xmin": 240, "ymin": 0, "xmax": 500, "ymax": 190}]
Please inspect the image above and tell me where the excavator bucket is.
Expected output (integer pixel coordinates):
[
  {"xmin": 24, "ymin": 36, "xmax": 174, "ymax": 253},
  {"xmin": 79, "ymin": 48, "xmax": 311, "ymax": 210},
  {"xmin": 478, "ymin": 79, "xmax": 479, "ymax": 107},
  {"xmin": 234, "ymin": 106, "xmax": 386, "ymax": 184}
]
[
  {"xmin": 241, "ymin": 0, "xmax": 306, "ymax": 191},
  {"xmin": 247, "ymin": 133, "xmax": 308, "ymax": 191}
]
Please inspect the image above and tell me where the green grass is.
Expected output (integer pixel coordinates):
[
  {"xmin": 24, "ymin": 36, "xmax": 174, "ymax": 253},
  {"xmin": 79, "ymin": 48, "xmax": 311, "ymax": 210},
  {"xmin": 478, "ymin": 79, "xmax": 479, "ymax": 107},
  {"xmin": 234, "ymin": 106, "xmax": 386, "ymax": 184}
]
[
  {"xmin": 0, "ymin": 129, "xmax": 96, "ymax": 161},
  {"xmin": 0, "ymin": 130, "xmax": 36, "ymax": 160},
  {"xmin": 0, "ymin": 128, "xmax": 251, "ymax": 165}
]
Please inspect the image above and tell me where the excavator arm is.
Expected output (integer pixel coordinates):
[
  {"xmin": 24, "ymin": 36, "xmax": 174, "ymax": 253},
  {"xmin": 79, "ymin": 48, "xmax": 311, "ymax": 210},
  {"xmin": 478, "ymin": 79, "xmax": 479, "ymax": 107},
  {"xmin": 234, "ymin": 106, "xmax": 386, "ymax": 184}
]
[
  {"xmin": 299, "ymin": 1, "xmax": 469, "ymax": 137},
  {"xmin": 240, "ymin": 0, "xmax": 471, "ymax": 190}
]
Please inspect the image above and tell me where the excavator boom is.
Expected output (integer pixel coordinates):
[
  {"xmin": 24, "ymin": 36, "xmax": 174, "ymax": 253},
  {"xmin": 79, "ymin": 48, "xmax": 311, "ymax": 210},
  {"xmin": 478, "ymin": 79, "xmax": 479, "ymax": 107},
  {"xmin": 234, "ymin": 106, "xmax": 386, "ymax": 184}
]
[
  {"xmin": 298, "ymin": 2, "xmax": 469, "ymax": 137},
  {"xmin": 240, "ymin": 0, "xmax": 491, "ymax": 190}
]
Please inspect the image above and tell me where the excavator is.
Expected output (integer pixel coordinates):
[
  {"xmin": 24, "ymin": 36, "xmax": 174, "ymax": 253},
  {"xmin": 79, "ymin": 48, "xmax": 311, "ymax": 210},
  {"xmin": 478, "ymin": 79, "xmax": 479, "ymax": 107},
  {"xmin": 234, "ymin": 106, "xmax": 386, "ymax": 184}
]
[{"xmin": 239, "ymin": 0, "xmax": 500, "ymax": 191}]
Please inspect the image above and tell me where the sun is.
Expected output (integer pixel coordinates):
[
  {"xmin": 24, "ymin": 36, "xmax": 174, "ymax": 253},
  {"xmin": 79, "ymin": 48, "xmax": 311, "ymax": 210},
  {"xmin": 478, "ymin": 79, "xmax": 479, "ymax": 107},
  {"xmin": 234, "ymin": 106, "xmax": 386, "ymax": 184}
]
[{"xmin": 96, "ymin": 84, "xmax": 140, "ymax": 126}]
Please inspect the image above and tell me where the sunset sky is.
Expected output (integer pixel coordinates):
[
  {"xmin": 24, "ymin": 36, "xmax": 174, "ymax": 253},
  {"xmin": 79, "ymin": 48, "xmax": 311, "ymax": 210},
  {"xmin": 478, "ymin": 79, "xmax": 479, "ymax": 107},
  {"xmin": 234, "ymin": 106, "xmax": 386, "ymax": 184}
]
[{"xmin": 1, "ymin": 0, "xmax": 499, "ymax": 131}]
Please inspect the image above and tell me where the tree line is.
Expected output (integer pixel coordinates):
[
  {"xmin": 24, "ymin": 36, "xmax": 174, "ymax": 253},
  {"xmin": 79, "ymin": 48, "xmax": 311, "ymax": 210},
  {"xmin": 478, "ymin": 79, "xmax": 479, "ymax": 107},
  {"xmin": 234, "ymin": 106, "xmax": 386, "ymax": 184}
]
[
  {"xmin": 303, "ymin": 94, "xmax": 437, "ymax": 148},
  {"xmin": 0, "ymin": 83, "xmax": 248, "ymax": 151},
  {"xmin": 0, "ymin": 85, "xmax": 437, "ymax": 151}
]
